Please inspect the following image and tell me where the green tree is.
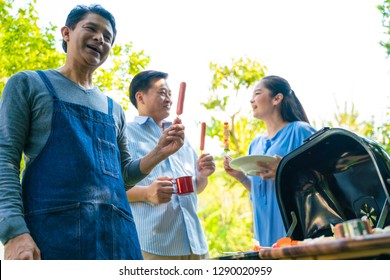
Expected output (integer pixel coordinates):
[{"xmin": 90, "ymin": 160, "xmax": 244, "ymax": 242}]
[
  {"xmin": 322, "ymin": 101, "xmax": 375, "ymax": 137},
  {"xmin": 378, "ymin": 0, "xmax": 390, "ymax": 56},
  {"xmin": 0, "ymin": 0, "xmax": 65, "ymax": 94},
  {"xmin": 320, "ymin": 99, "xmax": 390, "ymax": 153},
  {"xmin": 373, "ymin": 1, "xmax": 390, "ymax": 151},
  {"xmin": 94, "ymin": 43, "xmax": 150, "ymax": 111},
  {"xmin": 198, "ymin": 57, "xmax": 267, "ymax": 258},
  {"xmin": 206, "ymin": 57, "xmax": 267, "ymax": 156}
]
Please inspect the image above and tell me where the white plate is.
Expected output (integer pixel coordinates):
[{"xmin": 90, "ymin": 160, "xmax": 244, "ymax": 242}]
[{"xmin": 230, "ymin": 155, "xmax": 277, "ymax": 176}]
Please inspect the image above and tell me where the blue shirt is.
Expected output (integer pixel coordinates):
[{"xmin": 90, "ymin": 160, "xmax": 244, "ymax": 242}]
[
  {"xmin": 249, "ymin": 121, "xmax": 317, "ymax": 246},
  {"xmin": 126, "ymin": 116, "xmax": 208, "ymax": 256}
]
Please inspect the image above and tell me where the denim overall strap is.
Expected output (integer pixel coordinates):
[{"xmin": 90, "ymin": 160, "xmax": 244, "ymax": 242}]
[
  {"xmin": 36, "ymin": 70, "xmax": 59, "ymax": 98},
  {"xmin": 21, "ymin": 70, "xmax": 142, "ymax": 259},
  {"xmin": 107, "ymin": 95, "xmax": 113, "ymax": 116}
]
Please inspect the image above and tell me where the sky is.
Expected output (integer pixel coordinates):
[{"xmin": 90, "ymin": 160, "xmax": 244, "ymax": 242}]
[
  {"xmin": 1, "ymin": 0, "xmax": 390, "ymax": 260},
  {"xmin": 12, "ymin": 0, "xmax": 390, "ymax": 148}
]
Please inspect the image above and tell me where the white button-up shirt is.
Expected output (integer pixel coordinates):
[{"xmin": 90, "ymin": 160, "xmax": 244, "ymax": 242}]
[{"xmin": 126, "ymin": 116, "xmax": 208, "ymax": 256}]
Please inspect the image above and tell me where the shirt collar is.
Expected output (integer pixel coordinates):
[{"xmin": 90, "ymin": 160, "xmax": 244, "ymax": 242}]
[
  {"xmin": 134, "ymin": 115, "xmax": 152, "ymax": 125},
  {"xmin": 133, "ymin": 115, "xmax": 172, "ymax": 128}
]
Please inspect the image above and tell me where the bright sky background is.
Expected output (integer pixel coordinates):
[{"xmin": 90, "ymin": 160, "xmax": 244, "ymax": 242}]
[
  {"xmin": 13, "ymin": 0, "xmax": 390, "ymax": 148},
  {"xmin": 1, "ymin": 0, "xmax": 390, "ymax": 260}
]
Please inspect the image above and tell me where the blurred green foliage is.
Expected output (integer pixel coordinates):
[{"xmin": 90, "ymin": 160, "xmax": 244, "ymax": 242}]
[
  {"xmin": 198, "ymin": 57, "xmax": 268, "ymax": 257},
  {"xmin": 378, "ymin": 0, "xmax": 390, "ymax": 56},
  {"xmin": 0, "ymin": 0, "xmax": 64, "ymax": 94},
  {"xmin": 93, "ymin": 43, "xmax": 150, "ymax": 111}
]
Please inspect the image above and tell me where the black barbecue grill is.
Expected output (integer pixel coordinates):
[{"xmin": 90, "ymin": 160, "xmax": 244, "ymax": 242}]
[
  {"xmin": 276, "ymin": 127, "xmax": 390, "ymax": 241},
  {"xmin": 217, "ymin": 127, "xmax": 390, "ymax": 260}
]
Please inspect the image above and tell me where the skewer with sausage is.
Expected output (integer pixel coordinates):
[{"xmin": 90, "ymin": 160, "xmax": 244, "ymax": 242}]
[
  {"xmin": 200, "ymin": 122, "xmax": 206, "ymax": 153},
  {"xmin": 174, "ymin": 82, "xmax": 186, "ymax": 124},
  {"xmin": 223, "ymin": 122, "xmax": 230, "ymax": 154}
]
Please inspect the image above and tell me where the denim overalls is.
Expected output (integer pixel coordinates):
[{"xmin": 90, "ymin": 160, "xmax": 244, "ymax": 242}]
[{"xmin": 21, "ymin": 70, "xmax": 142, "ymax": 260}]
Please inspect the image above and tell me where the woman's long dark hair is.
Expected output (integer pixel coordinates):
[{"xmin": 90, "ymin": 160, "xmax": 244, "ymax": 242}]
[{"xmin": 261, "ymin": 75, "xmax": 310, "ymax": 123}]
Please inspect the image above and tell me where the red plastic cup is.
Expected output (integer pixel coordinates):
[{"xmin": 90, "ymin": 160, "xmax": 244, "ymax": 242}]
[{"xmin": 173, "ymin": 176, "xmax": 194, "ymax": 195}]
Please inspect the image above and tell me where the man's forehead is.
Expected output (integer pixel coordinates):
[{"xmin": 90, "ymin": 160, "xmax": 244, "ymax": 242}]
[
  {"xmin": 79, "ymin": 13, "xmax": 113, "ymax": 33},
  {"xmin": 151, "ymin": 78, "xmax": 169, "ymax": 87}
]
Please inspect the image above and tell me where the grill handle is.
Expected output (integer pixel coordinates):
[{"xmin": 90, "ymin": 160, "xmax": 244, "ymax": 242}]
[
  {"xmin": 303, "ymin": 127, "xmax": 330, "ymax": 143},
  {"xmin": 286, "ymin": 211, "xmax": 298, "ymax": 237}
]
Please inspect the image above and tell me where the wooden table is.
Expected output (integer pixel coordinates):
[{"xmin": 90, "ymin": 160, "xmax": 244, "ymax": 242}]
[{"xmin": 258, "ymin": 233, "xmax": 390, "ymax": 260}]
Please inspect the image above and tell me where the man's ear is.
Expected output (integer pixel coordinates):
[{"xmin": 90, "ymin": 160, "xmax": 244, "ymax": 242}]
[
  {"xmin": 135, "ymin": 91, "xmax": 144, "ymax": 105},
  {"xmin": 61, "ymin": 26, "xmax": 71, "ymax": 44}
]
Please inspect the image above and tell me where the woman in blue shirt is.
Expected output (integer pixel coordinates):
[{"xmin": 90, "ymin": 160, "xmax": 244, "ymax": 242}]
[{"xmin": 224, "ymin": 75, "xmax": 317, "ymax": 247}]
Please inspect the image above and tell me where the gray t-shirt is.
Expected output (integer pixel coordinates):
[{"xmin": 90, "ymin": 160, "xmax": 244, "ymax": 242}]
[{"xmin": 0, "ymin": 70, "xmax": 144, "ymax": 244}]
